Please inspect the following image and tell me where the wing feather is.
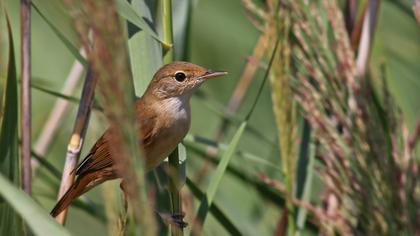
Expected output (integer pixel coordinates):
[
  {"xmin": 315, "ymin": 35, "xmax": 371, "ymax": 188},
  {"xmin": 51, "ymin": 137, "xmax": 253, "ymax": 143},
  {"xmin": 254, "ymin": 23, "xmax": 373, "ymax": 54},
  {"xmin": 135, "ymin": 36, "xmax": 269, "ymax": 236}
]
[{"xmin": 75, "ymin": 110, "xmax": 157, "ymax": 177}]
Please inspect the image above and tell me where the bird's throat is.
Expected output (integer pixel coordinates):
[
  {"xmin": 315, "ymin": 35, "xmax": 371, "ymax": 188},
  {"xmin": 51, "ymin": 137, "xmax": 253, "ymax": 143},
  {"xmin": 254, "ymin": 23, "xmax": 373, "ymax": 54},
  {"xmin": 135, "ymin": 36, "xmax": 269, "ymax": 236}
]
[{"xmin": 158, "ymin": 96, "xmax": 191, "ymax": 123}]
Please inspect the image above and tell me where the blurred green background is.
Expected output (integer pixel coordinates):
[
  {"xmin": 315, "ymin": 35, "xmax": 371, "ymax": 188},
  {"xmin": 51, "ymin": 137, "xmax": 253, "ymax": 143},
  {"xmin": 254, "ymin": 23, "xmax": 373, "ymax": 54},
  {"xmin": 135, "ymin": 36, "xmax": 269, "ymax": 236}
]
[{"xmin": 3, "ymin": 0, "xmax": 420, "ymax": 235}]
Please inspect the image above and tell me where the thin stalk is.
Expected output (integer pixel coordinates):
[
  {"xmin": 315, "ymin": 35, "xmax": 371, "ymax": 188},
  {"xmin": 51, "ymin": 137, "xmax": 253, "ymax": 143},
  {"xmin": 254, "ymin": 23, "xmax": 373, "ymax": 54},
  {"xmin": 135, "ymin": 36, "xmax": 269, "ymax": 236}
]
[
  {"xmin": 55, "ymin": 69, "xmax": 96, "ymax": 224},
  {"xmin": 161, "ymin": 0, "xmax": 183, "ymax": 235},
  {"xmin": 185, "ymin": 178, "xmax": 243, "ymax": 236},
  {"xmin": 226, "ymin": 34, "xmax": 268, "ymax": 115},
  {"xmin": 20, "ymin": 0, "xmax": 32, "ymax": 195},
  {"xmin": 413, "ymin": 0, "xmax": 420, "ymax": 27},
  {"xmin": 350, "ymin": 2, "xmax": 367, "ymax": 51},
  {"xmin": 295, "ymin": 121, "xmax": 314, "ymax": 234},
  {"xmin": 355, "ymin": 0, "xmax": 380, "ymax": 77},
  {"xmin": 168, "ymin": 149, "xmax": 183, "ymax": 236},
  {"xmin": 344, "ymin": 0, "xmax": 357, "ymax": 34},
  {"xmin": 190, "ymin": 34, "xmax": 281, "ymax": 236},
  {"xmin": 32, "ymin": 48, "xmax": 86, "ymax": 172},
  {"xmin": 195, "ymin": 33, "xmax": 269, "ymax": 184},
  {"xmin": 162, "ymin": 0, "xmax": 174, "ymax": 64}
]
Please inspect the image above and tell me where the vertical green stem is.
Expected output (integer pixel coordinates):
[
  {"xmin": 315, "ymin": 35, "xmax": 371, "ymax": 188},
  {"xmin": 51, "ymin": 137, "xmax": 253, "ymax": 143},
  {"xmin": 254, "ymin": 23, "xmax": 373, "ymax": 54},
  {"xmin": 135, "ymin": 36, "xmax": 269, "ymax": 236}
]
[
  {"xmin": 161, "ymin": 0, "xmax": 183, "ymax": 235},
  {"xmin": 162, "ymin": 0, "xmax": 174, "ymax": 64},
  {"xmin": 168, "ymin": 149, "xmax": 182, "ymax": 236}
]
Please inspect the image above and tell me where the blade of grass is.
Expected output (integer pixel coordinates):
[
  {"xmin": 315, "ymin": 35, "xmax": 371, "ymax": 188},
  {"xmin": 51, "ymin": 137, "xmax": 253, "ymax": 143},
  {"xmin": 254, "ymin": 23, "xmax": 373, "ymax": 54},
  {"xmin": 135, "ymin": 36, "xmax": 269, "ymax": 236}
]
[
  {"xmin": 191, "ymin": 35, "xmax": 281, "ymax": 235},
  {"xmin": 186, "ymin": 177, "xmax": 243, "ymax": 236},
  {"xmin": 33, "ymin": 48, "xmax": 85, "ymax": 173},
  {"xmin": 179, "ymin": 0, "xmax": 199, "ymax": 61},
  {"xmin": 191, "ymin": 122, "xmax": 247, "ymax": 235},
  {"xmin": 245, "ymin": 35, "xmax": 281, "ymax": 121},
  {"xmin": 30, "ymin": 82, "xmax": 81, "ymax": 106},
  {"xmin": 30, "ymin": 150, "xmax": 107, "ymax": 222},
  {"xmin": 227, "ymin": 34, "xmax": 268, "ymax": 115},
  {"xmin": 193, "ymin": 91, "xmax": 276, "ymax": 147},
  {"xmin": 172, "ymin": 0, "xmax": 190, "ymax": 60},
  {"xmin": 31, "ymin": 150, "xmax": 61, "ymax": 178},
  {"xmin": 128, "ymin": 0, "xmax": 162, "ymax": 95},
  {"xmin": 30, "ymin": 81, "xmax": 103, "ymax": 111},
  {"xmin": 193, "ymin": 33, "xmax": 269, "ymax": 187},
  {"xmin": 294, "ymin": 120, "xmax": 315, "ymax": 233},
  {"xmin": 0, "ymin": 12, "xmax": 23, "ymax": 235},
  {"xmin": 186, "ymin": 142, "xmax": 324, "ymax": 234},
  {"xmin": 185, "ymin": 139, "xmax": 285, "ymax": 208},
  {"xmin": 0, "ymin": 173, "xmax": 71, "ymax": 236},
  {"xmin": 31, "ymin": 2, "xmax": 87, "ymax": 66},
  {"xmin": 116, "ymin": 0, "xmax": 169, "ymax": 48},
  {"xmin": 295, "ymin": 120, "xmax": 311, "ymax": 200},
  {"xmin": 183, "ymin": 134, "xmax": 281, "ymax": 171},
  {"xmin": 296, "ymin": 136, "xmax": 315, "ymax": 232}
]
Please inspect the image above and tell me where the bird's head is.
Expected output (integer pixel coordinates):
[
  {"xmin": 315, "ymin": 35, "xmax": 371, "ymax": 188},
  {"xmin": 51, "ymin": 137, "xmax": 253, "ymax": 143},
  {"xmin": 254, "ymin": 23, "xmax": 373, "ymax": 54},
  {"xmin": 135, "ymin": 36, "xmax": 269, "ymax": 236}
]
[{"xmin": 145, "ymin": 61, "xmax": 227, "ymax": 99}]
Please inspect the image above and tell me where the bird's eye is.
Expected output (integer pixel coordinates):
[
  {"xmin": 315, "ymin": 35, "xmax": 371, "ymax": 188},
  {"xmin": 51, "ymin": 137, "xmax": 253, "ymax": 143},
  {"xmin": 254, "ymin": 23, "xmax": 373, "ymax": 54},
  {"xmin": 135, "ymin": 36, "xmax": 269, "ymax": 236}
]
[{"xmin": 174, "ymin": 72, "xmax": 187, "ymax": 82}]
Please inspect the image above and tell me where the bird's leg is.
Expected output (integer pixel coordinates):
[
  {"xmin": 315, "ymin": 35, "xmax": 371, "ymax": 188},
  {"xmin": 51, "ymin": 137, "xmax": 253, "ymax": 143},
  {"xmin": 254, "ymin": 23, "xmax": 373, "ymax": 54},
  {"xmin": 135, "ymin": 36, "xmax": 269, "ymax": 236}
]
[
  {"xmin": 120, "ymin": 180, "xmax": 187, "ymax": 229},
  {"xmin": 156, "ymin": 211, "xmax": 188, "ymax": 229}
]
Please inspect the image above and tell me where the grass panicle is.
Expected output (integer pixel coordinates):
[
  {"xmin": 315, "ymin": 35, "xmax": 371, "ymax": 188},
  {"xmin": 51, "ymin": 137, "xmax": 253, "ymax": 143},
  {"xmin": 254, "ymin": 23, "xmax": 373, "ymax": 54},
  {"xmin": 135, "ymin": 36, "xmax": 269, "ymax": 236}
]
[{"xmin": 287, "ymin": 0, "xmax": 419, "ymax": 234}]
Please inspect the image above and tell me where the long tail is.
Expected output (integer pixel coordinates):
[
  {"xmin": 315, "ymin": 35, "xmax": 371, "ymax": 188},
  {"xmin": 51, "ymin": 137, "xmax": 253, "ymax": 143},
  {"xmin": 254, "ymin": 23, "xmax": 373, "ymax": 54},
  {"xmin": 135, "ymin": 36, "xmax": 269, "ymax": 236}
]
[{"xmin": 50, "ymin": 176, "xmax": 91, "ymax": 217}]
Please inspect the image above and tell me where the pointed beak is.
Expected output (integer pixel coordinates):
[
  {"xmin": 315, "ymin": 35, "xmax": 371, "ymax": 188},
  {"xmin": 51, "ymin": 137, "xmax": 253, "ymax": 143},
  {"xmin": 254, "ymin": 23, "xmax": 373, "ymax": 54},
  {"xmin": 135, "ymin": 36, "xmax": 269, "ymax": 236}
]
[{"xmin": 199, "ymin": 70, "xmax": 228, "ymax": 80}]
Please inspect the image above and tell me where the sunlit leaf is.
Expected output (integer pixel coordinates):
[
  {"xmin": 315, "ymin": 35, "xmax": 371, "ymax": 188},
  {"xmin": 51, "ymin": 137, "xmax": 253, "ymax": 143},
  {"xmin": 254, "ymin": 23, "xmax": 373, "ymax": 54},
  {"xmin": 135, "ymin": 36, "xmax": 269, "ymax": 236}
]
[
  {"xmin": 127, "ymin": 0, "xmax": 162, "ymax": 96},
  {"xmin": 372, "ymin": 0, "xmax": 420, "ymax": 127},
  {"xmin": 116, "ymin": 0, "xmax": 166, "ymax": 47}
]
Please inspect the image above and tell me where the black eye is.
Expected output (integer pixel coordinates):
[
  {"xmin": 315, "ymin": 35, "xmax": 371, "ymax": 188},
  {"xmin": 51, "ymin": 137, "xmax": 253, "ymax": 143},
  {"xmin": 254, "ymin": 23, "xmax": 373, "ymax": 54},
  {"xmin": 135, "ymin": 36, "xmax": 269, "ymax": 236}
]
[{"xmin": 175, "ymin": 72, "xmax": 187, "ymax": 82}]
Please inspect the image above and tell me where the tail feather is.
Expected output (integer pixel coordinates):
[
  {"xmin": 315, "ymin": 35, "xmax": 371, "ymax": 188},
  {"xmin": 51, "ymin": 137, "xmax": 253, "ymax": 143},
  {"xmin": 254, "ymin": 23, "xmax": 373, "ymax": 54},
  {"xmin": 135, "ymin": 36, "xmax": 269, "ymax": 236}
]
[
  {"xmin": 50, "ymin": 179, "xmax": 85, "ymax": 217},
  {"xmin": 50, "ymin": 170, "xmax": 115, "ymax": 218}
]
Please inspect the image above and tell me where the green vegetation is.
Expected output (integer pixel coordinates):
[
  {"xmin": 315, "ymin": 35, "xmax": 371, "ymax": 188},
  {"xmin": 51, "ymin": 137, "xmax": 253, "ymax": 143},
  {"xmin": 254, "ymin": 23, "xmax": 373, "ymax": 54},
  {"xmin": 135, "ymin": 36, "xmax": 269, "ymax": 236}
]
[{"xmin": 0, "ymin": 0, "xmax": 419, "ymax": 235}]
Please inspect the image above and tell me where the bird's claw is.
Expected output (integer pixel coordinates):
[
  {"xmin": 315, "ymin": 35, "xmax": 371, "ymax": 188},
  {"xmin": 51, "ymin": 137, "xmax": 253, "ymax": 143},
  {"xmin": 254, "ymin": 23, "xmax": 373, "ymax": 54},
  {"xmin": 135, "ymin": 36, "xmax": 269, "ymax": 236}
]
[
  {"xmin": 156, "ymin": 211, "xmax": 188, "ymax": 228},
  {"xmin": 171, "ymin": 211, "xmax": 185, "ymax": 218}
]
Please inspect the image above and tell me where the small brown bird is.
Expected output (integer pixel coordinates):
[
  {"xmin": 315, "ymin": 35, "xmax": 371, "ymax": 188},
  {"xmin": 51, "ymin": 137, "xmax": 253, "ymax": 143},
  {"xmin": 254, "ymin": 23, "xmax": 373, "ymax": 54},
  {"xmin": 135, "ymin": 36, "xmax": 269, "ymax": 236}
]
[{"xmin": 50, "ymin": 61, "xmax": 226, "ymax": 217}]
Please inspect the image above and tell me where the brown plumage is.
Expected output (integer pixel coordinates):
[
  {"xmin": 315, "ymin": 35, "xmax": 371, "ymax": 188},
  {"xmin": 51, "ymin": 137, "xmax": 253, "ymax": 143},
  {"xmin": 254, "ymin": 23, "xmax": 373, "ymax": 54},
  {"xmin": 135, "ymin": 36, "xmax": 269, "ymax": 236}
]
[{"xmin": 50, "ymin": 61, "xmax": 226, "ymax": 218}]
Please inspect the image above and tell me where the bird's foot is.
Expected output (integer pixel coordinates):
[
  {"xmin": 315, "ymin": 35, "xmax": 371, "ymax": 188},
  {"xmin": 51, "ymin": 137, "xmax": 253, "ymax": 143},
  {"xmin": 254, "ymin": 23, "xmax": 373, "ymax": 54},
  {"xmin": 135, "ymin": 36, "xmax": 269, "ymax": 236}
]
[{"xmin": 156, "ymin": 211, "xmax": 188, "ymax": 228}]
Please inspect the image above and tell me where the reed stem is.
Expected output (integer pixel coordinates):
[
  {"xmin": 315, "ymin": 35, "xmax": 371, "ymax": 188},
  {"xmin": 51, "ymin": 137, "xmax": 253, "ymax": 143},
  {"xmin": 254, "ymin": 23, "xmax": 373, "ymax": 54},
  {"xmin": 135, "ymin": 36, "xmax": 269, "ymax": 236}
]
[
  {"xmin": 20, "ymin": 0, "xmax": 32, "ymax": 195},
  {"xmin": 55, "ymin": 69, "xmax": 95, "ymax": 224},
  {"xmin": 162, "ymin": 0, "xmax": 184, "ymax": 235}
]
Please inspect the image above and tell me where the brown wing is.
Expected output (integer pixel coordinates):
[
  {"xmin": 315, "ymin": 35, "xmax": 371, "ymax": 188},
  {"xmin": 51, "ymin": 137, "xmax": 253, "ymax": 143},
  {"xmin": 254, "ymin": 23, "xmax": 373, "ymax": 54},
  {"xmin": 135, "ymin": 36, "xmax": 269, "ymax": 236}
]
[
  {"xmin": 75, "ymin": 110, "xmax": 158, "ymax": 177},
  {"xmin": 75, "ymin": 132, "xmax": 114, "ymax": 176}
]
